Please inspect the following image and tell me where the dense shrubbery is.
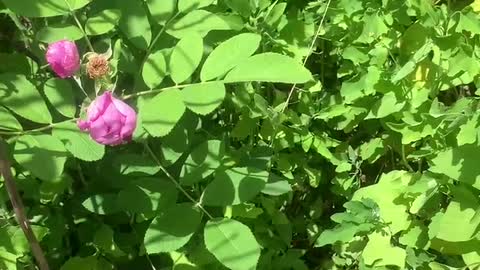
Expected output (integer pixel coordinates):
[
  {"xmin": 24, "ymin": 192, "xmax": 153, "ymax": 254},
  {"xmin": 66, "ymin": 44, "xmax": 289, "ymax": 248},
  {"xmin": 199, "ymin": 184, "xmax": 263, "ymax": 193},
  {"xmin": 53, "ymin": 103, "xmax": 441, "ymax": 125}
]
[{"xmin": 1, "ymin": 0, "xmax": 480, "ymax": 269}]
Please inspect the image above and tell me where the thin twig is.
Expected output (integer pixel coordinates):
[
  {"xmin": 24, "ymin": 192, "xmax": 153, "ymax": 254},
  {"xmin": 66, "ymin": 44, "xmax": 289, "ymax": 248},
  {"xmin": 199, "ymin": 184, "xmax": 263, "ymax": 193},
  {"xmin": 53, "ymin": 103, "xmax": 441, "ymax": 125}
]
[
  {"xmin": 0, "ymin": 119, "xmax": 77, "ymax": 136},
  {"xmin": 137, "ymin": 13, "xmax": 180, "ymax": 79},
  {"xmin": 62, "ymin": 0, "xmax": 94, "ymax": 51},
  {"xmin": 0, "ymin": 140, "xmax": 50, "ymax": 270},
  {"xmin": 281, "ymin": 0, "xmax": 332, "ymax": 113},
  {"xmin": 122, "ymin": 81, "xmax": 224, "ymax": 100},
  {"xmin": 144, "ymin": 143, "xmax": 214, "ymax": 219}
]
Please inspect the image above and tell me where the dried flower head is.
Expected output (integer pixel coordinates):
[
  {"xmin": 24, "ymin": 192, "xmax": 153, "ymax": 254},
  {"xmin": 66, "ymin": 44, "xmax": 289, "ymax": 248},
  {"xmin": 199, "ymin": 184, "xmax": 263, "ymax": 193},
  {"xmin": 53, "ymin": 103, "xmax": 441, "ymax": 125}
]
[{"xmin": 86, "ymin": 53, "xmax": 110, "ymax": 79}]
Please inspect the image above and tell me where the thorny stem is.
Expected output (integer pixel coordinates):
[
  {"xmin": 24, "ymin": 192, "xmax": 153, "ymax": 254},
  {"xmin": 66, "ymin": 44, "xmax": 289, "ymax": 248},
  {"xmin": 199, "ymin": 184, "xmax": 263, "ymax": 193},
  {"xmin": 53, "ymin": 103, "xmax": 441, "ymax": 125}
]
[
  {"xmin": 62, "ymin": 0, "xmax": 95, "ymax": 52},
  {"xmin": 144, "ymin": 143, "xmax": 214, "ymax": 220},
  {"xmin": 281, "ymin": 0, "xmax": 332, "ymax": 113},
  {"xmin": 0, "ymin": 140, "xmax": 50, "ymax": 270}
]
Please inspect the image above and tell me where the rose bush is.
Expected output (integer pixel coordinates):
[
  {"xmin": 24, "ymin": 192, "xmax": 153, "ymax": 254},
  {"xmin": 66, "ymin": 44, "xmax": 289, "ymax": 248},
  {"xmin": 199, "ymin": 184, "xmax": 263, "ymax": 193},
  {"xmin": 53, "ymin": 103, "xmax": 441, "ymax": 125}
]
[{"xmin": 0, "ymin": 0, "xmax": 480, "ymax": 270}]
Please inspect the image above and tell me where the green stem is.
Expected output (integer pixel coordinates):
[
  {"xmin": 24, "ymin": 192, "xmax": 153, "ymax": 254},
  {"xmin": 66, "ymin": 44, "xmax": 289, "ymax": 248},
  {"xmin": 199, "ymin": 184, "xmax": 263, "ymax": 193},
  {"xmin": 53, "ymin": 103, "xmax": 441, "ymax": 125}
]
[
  {"xmin": 137, "ymin": 13, "xmax": 180, "ymax": 78},
  {"xmin": 122, "ymin": 80, "xmax": 225, "ymax": 100},
  {"xmin": 281, "ymin": 0, "xmax": 332, "ymax": 113},
  {"xmin": 62, "ymin": 0, "xmax": 94, "ymax": 51},
  {"xmin": 0, "ymin": 119, "xmax": 77, "ymax": 137},
  {"xmin": 401, "ymin": 144, "xmax": 414, "ymax": 172},
  {"xmin": 144, "ymin": 143, "xmax": 214, "ymax": 219}
]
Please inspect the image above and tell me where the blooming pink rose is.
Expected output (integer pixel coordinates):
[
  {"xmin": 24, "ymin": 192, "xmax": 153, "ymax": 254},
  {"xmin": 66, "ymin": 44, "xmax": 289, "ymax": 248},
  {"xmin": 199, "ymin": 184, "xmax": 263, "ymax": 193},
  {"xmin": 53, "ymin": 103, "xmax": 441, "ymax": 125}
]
[
  {"xmin": 46, "ymin": 40, "xmax": 80, "ymax": 78},
  {"xmin": 78, "ymin": 91, "xmax": 137, "ymax": 146}
]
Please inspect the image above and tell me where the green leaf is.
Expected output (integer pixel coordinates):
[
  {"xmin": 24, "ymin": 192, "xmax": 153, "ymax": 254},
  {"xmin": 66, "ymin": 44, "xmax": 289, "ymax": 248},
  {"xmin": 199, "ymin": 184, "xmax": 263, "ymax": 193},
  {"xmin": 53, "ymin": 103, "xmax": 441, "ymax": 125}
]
[
  {"xmin": 0, "ymin": 249, "xmax": 17, "ymax": 270},
  {"xmin": 167, "ymin": 10, "xmax": 243, "ymax": 39},
  {"xmin": 429, "ymin": 187, "xmax": 480, "ymax": 243},
  {"xmin": 142, "ymin": 51, "xmax": 167, "ymax": 89},
  {"xmin": 429, "ymin": 145, "xmax": 480, "ymax": 190},
  {"xmin": 146, "ymin": 0, "xmax": 176, "ymax": 24},
  {"xmin": 204, "ymin": 218, "xmax": 261, "ymax": 270},
  {"xmin": 161, "ymin": 111, "xmax": 198, "ymax": 165},
  {"xmin": 202, "ymin": 167, "xmax": 269, "ymax": 206},
  {"xmin": 340, "ymin": 66, "xmax": 380, "ymax": 103},
  {"xmin": 224, "ymin": 0, "xmax": 252, "ymax": 17},
  {"xmin": 40, "ymin": 173, "xmax": 72, "ymax": 201},
  {"xmin": 37, "ymin": 24, "xmax": 83, "ymax": 43},
  {"xmin": 82, "ymin": 194, "xmax": 119, "ymax": 215},
  {"xmin": 14, "ymin": 135, "xmax": 67, "ymax": 181},
  {"xmin": 399, "ymin": 222, "xmax": 429, "ymax": 249},
  {"xmin": 0, "ymin": 53, "xmax": 34, "ymax": 75},
  {"xmin": 261, "ymin": 174, "xmax": 292, "ymax": 196},
  {"xmin": 178, "ymin": 0, "xmax": 214, "ymax": 12},
  {"xmin": 113, "ymin": 153, "xmax": 160, "ymax": 175},
  {"xmin": 117, "ymin": 178, "xmax": 177, "ymax": 215},
  {"xmin": 359, "ymin": 138, "xmax": 384, "ymax": 163},
  {"xmin": 456, "ymin": 12, "xmax": 480, "ymax": 34},
  {"xmin": 140, "ymin": 89, "xmax": 186, "ymax": 137},
  {"xmin": 144, "ymin": 203, "xmax": 201, "ymax": 253},
  {"xmin": 43, "ymin": 78, "xmax": 76, "ymax": 118},
  {"xmin": 0, "ymin": 107, "xmax": 21, "ymax": 132},
  {"xmin": 93, "ymin": 224, "xmax": 125, "ymax": 257},
  {"xmin": 85, "ymin": 9, "xmax": 121, "ymax": 36},
  {"xmin": 362, "ymin": 231, "xmax": 406, "ymax": 268},
  {"xmin": 201, "ymin": 33, "xmax": 261, "ymax": 81},
  {"xmin": 52, "ymin": 122, "xmax": 105, "ymax": 162},
  {"xmin": 2, "ymin": 0, "xmax": 91, "ymax": 17},
  {"xmin": 265, "ymin": 3, "xmax": 286, "ymax": 26},
  {"xmin": 316, "ymin": 223, "xmax": 367, "ymax": 247},
  {"xmin": 365, "ymin": 92, "xmax": 405, "ymax": 119},
  {"xmin": 117, "ymin": 0, "xmax": 151, "ymax": 49},
  {"xmin": 3, "ymin": 225, "xmax": 48, "ymax": 254},
  {"xmin": 457, "ymin": 114, "xmax": 479, "ymax": 146},
  {"xmin": 356, "ymin": 13, "xmax": 388, "ymax": 44},
  {"xmin": 224, "ymin": 53, "xmax": 312, "ymax": 84},
  {"xmin": 60, "ymin": 256, "xmax": 112, "ymax": 270},
  {"xmin": 170, "ymin": 34, "xmax": 204, "ymax": 84},
  {"xmin": 181, "ymin": 82, "xmax": 226, "ymax": 115},
  {"xmin": 0, "ymin": 73, "xmax": 52, "ymax": 124},
  {"xmin": 352, "ymin": 171, "xmax": 412, "ymax": 234},
  {"xmin": 180, "ymin": 140, "xmax": 225, "ymax": 185}
]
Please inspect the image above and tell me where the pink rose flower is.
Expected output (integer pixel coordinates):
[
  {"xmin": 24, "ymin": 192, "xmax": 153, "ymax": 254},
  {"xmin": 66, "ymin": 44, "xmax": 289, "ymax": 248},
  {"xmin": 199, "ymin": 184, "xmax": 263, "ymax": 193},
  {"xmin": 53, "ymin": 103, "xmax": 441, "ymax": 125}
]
[
  {"xmin": 77, "ymin": 91, "xmax": 137, "ymax": 146},
  {"xmin": 45, "ymin": 40, "xmax": 80, "ymax": 78}
]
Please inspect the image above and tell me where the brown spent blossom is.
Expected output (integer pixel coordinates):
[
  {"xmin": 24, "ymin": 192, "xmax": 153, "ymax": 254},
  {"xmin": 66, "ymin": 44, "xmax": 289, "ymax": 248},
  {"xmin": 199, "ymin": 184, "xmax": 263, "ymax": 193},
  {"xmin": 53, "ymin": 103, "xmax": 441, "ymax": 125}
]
[{"xmin": 86, "ymin": 53, "xmax": 110, "ymax": 79}]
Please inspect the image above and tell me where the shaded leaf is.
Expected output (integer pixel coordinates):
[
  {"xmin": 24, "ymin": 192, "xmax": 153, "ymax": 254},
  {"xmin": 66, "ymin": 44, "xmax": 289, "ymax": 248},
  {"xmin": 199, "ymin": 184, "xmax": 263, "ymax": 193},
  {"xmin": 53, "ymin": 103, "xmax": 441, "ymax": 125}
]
[
  {"xmin": 144, "ymin": 204, "xmax": 201, "ymax": 253},
  {"xmin": 14, "ymin": 135, "xmax": 67, "ymax": 181}
]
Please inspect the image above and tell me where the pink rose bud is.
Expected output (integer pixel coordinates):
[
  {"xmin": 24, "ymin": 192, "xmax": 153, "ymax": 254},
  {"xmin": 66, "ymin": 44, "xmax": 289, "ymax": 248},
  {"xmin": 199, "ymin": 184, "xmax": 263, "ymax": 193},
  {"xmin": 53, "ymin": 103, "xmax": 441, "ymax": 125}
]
[
  {"xmin": 77, "ymin": 91, "xmax": 137, "ymax": 146},
  {"xmin": 45, "ymin": 40, "xmax": 80, "ymax": 78}
]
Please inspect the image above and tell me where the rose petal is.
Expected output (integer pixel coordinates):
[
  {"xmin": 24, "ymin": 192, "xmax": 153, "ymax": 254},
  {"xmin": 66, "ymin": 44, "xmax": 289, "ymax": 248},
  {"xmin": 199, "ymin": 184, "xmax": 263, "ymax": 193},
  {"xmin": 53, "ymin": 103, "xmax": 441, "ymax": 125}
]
[
  {"xmin": 87, "ymin": 91, "xmax": 112, "ymax": 122},
  {"xmin": 112, "ymin": 98, "xmax": 137, "ymax": 139},
  {"xmin": 89, "ymin": 118, "xmax": 109, "ymax": 141}
]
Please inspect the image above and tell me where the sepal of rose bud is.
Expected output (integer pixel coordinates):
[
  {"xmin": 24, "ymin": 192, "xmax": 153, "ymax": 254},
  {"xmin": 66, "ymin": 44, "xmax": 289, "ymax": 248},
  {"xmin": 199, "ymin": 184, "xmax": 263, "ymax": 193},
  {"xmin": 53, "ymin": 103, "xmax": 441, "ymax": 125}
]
[{"xmin": 45, "ymin": 40, "xmax": 80, "ymax": 78}]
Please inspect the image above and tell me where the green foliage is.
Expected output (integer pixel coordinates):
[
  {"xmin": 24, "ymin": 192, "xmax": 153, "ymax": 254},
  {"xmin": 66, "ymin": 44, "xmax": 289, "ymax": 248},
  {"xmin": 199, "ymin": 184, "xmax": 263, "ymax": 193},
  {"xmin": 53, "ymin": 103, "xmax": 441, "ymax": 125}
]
[{"xmin": 3, "ymin": 0, "xmax": 480, "ymax": 269}]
